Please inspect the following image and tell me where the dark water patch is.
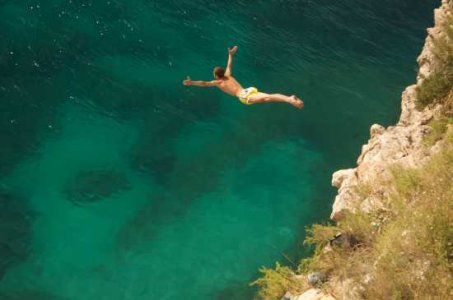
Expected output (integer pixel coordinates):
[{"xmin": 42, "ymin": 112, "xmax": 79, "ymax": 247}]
[
  {"xmin": 0, "ymin": 189, "xmax": 33, "ymax": 280},
  {"xmin": 129, "ymin": 90, "xmax": 223, "ymax": 181},
  {"xmin": 75, "ymin": 65, "xmax": 153, "ymax": 119},
  {"xmin": 64, "ymin": 168, "xmax": 130, "ymax": 205},
  {"xmin": 0, "ymin": 78, "xmax": 64, "ymax": 174},
  {"xmin": 210, "ymin": 279, "xmax": 255, "ymax": 300},
  {"xmin": 129, "ymin": 109, "xmax": 190, "ymax": 182},
  {"xmin": 117, "ymin": 111, "xmax": 315, "ymax": 250},
  {"xmin": 247, "ymin": 0, "xmax": 438, "ymax": 66},
  {"xmin": 116, "ymin": 200, "xmax": 156, "ymax": 250},
  {"xmin": 131, "ymin": 140, "xmax": 176, "ymax": 183},
  {"xmin": 0, "ymin": 289, "xmax": 68, "ymax": 300}
]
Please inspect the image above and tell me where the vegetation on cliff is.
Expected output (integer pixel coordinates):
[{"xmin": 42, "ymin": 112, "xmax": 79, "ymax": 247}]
[
  {"xmin": 416, "ymin": 9, "xmax": 452, "ymax": 114},
  {"xmin": 253, "ymin": 3, "xmax": 452, "ymax": 299},
  {"xmin": 253, "ymin": 128, "xmax": 452, "ymax": 300}
]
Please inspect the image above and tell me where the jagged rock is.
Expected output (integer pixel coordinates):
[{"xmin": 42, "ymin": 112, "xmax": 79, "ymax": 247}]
[
  {"xmin": 294, "ymin": 289, "xmax": 335, "ymax": 300},
  {"xmin": 288, "ymin": 2, "xmax": 451, "ymax": 298},
  {"xmin": 308, "ymin": 272, "xmax": 327, "ymax": 286},
  {"xmin": 417, "ymin": 0, "xmax": 451, "ymax": 83},
  {"xmin": 331, "ymin": 190, "xmax": 358, "ymax": 221},
  {"xmin": 331, "ymin": 168, "xmax": 355, "ymax": 188},
  {"xmin": 360, "ymin": 196, "xmax": 385, "ymax": 214},
  {"xmin": 330, "ymin": 0, "xmax": 450, "ymax": 220},
  {"xmin": 370, "ymin": 124, "xmax": 385, "ymax": 138},
  {"xmin": 330, "ymin": 278, "xmax": 363, "ymax": 300},
  {"xmin": 281, "ymin": 291, "xmax": 295, "ymax": 300}
]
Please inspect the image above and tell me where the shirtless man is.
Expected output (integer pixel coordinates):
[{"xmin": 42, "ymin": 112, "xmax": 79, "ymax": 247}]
[{"xmin": 182, "ymin": 46, "xmax": 304, "ymax": 109}]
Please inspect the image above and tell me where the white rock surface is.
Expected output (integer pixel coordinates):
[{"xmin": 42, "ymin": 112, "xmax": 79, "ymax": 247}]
[
  {"xmin": 290, "ymin": 2, "xmax": 451, "ymax": 299},
  {"xmin": 330, "ymin": 1, "xmax": 450, "ymax": 220},
  {"xmin": 294, "ymin": 289, "xmax": 335, "ymax": 300}
]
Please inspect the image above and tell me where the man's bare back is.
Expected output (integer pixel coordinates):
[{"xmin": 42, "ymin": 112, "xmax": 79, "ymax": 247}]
[
  {"xmin": 183, "ymin": 46, "xmax": 304, "ymax": 109},
  {"xmin": 215, "ymin": 75, "xmax": 243, "ymax": 97}
]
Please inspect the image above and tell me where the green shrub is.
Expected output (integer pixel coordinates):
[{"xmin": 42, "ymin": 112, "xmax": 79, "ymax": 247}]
[
  {"xmin": 254, "ymin": 142, "xmax": 453, "ymax": 299},
  {"xmin": 250, "ymin": 263, "xmax": 307, "ymax": 300},
  {"xmin": 416, "ymin": 14, "xmax": 453, "ymax": 110},
  {"xmin": 416, "ymin": 71, "xmax": 453, "ymax": 109},
  {"xmin": 424, "ymin": 117, "xmax": 453, "ymax": 146},
  {"xmin": 304, "ymin": 224, "xmax": 340, "ymax": 251},
  {"xmin": 363, "ymin": 148, "xmax": 453, "ymax": 299}
]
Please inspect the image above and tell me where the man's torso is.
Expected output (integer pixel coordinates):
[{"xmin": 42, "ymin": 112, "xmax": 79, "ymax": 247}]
[{"xmin": 216, "ymin": 76, "xmax": 243, "ymax": 96}]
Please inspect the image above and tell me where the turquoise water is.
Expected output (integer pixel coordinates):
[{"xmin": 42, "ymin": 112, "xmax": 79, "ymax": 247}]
[{"xmin": 0, "ymin": 1, "xmax": 436, "ymax": 299}]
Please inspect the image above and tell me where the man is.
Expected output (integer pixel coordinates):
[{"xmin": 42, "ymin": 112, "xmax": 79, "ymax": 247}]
[{"xmin": 182, "ymin": 46, "xmax": 304, "ymax": 109}]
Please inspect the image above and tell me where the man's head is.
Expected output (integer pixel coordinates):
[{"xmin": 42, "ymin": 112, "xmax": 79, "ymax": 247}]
[{"xmin": 213, "ymin": 66, "xmax": 225, "ymax": 79}]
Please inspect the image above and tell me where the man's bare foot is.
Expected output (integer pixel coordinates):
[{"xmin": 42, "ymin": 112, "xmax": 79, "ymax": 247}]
[{"xmin": 290, "ymin": 95, "xmax": 304, "ymax": 109}]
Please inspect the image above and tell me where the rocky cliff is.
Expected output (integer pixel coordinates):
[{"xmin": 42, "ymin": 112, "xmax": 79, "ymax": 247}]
[
  {"xmin": 330, "ymin": 0, "xmax": 451, "ymax": 221},
  {"xmin": 290, "ymin": 1, "xmax": 452, "ymax": 299}
]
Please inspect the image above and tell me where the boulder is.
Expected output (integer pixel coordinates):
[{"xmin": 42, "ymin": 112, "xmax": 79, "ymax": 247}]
[
  {"xmin": 331, "ymin": 169, "xmax": 355, "ymax": 189},
  {"xmin": 370, "ymin": 124, "xmax": 385, "ymax": 138}
]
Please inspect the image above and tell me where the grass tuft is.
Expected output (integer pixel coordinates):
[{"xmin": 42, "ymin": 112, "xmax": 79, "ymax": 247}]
[
  {"xmin": 250, "ymin": 262, "xmax": 308, "ymax": 300},
  {"xmin": 424, "ymin": 117, "xmax": 453, "ymax": 146},
  {"xmin": 416, "ymin": 14, "xmax": 453, "ymax": 110},
  {"xmin": 254, "ymin": 141, "xmax": 453, "ymax": 299}
]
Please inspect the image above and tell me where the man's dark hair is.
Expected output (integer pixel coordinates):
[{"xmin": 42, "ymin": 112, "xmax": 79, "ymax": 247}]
[{"xmin": 214, "ymin": 66, "xmax": 225, "ymax": 79}]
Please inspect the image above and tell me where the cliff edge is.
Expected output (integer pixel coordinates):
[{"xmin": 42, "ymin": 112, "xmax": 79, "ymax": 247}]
[
  {"xmin": 254, "ymin": 1, "xmax": 452, "ymax": 299},
  {"xmin": 331, "ymin": 0, "xmax": 452, "ymax": 221}
]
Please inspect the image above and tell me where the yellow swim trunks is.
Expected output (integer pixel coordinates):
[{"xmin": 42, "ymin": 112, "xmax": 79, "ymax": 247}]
[{"xmin": 238, "ymin": 87, "xmax": 258, "ymax": 105}]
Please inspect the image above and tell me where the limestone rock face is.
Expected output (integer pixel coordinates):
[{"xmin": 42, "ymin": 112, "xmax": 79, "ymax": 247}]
[
  {"xmin": 290, "ymin": 2, "xmax": 450, "ymax": 299},
  {"xmin": 331, "ymin": 168, "xmax": 355, "ymax": 189},
  {"xmin": 330, "ymin": 1, "xmax": 451, "ymax": 220},
  {"xmin": 293, "ymin": 289, "xmax": 335, "ymax": 300},
  {"xmin": 417, "ymin": 0, "xmax": 452, "ymax": 83}
]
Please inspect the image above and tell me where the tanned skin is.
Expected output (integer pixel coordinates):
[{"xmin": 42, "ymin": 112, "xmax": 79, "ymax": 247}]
[{"xmin": 183, "ymin": 46, "xmax": 304, "ymax": 109}]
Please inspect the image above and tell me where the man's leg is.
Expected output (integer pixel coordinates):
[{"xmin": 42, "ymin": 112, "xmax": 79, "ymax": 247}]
[{"xmin": 248, "ymin": 92, "xmax": 304, "ymax": 109}]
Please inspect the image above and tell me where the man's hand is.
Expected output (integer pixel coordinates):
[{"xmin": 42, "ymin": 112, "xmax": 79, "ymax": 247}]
[
  {"xmin": 183, "ymin": 76, "xmax": 192, "ymax": 86},
  {"xmin": 228, "ymin": 46, "xmax": 238, "ymax": 55}
]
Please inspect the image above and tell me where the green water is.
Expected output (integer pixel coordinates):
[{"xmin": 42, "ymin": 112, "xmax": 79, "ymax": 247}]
[{"xmin": 0, "ymin": 1, "xmax": 437, "ymax": 299}]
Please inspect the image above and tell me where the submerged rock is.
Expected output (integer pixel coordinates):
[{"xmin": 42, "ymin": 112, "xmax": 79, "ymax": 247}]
[
  {"xmin": 0, "ymin": 190, "xmax": 34, "ymax": 280},
  {"xmin": 130, "ymin": 139, "xmax": 176, "ymax": 183},
  {"xmin": 65, "ymin": 168, "xmax": 130, "ymax": 204},
  {"xmin": 0, "ymin": 289, "xmax": 67, "ymax": 300}
]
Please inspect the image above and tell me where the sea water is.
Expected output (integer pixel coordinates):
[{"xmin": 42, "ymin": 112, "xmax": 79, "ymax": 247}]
[{"xmin": 0, "ymin": 0, "xmax": 437, "ymax": 299}]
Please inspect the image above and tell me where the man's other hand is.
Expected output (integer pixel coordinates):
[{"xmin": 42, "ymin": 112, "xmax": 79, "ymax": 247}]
[{"xmin": 228, "ymin": 46, "xmax": 238, "ymax": 55}]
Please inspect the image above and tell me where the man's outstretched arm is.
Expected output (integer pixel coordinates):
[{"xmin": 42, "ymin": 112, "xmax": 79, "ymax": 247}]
[
  {"xmin": 225, "ymin": 46, "xmax": 238, "ymax": 77},
  {"xmin": 183, "ymin": 78, "xmax": 218, "ymax": 87}
]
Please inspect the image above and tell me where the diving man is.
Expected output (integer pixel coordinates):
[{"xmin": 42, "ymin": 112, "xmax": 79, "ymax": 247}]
[{"xmin": 182, "ymin": 46, "xmax": 304, "ymax": 109}]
